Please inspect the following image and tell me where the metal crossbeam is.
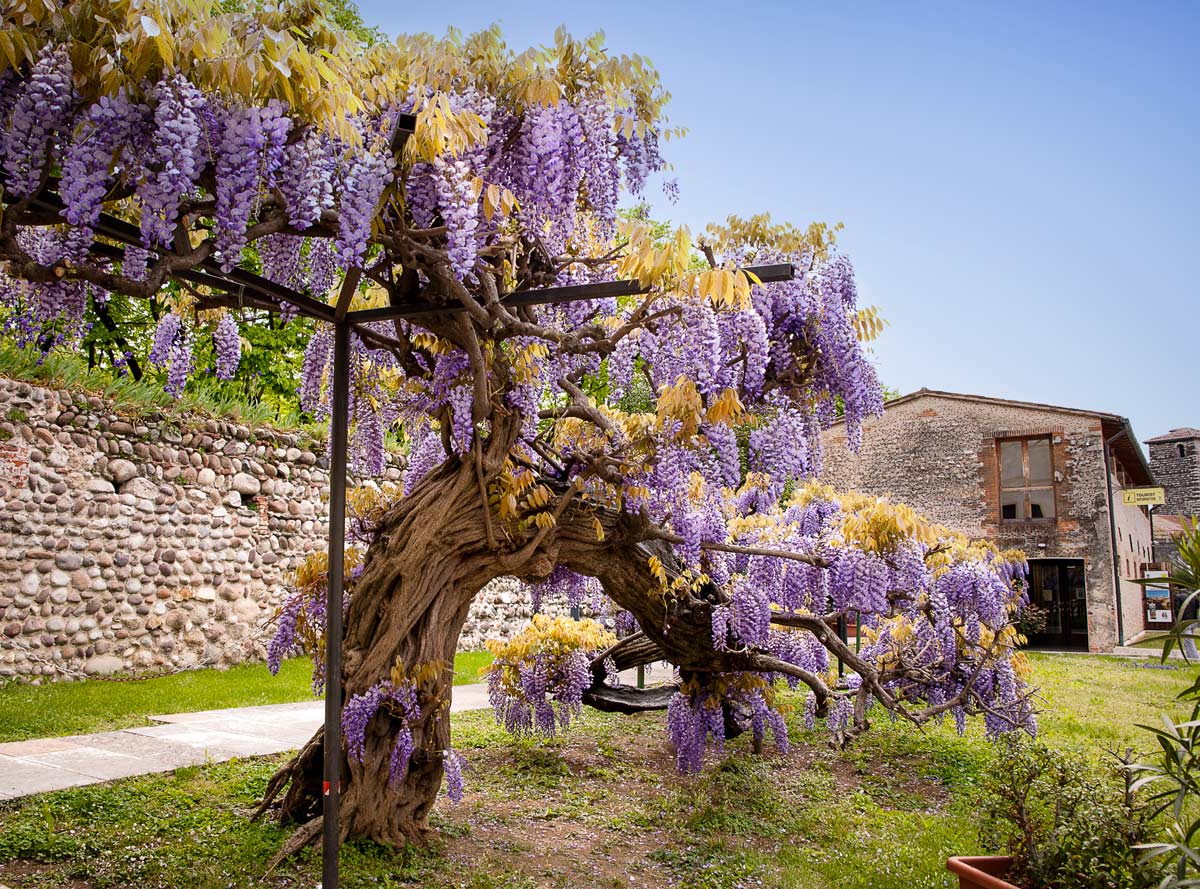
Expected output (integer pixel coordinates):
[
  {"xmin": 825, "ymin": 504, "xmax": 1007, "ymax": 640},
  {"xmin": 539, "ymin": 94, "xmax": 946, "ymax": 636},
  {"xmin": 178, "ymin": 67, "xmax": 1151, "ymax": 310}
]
[{"xmin": 342, "ymin": 262, "xmax": 797, "ymax": 324}]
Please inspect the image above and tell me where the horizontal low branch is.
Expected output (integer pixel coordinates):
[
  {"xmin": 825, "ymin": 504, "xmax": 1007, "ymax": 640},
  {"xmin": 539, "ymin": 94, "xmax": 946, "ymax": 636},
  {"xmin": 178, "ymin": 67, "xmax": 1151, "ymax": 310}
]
[
  {"xmin": 581, "ymin": 682, "xmax": 677, "ymax": 714},
  {"xmin": 651, "ymin": 531, "xmax": 829, "ymax": 568},
  {"xmin": 590, "ymin": 631, "xmax": 664, "ymax": 674}
]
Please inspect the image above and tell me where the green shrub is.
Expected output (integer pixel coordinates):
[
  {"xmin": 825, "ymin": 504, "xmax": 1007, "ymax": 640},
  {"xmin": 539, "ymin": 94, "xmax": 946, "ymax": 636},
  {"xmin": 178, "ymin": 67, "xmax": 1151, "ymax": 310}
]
[
  {"xmin": 979, "ymin": 735, "xmax": 1152, "ymax": 888},
  {"xmin": 1014, "ymin": 603, "xmax": 1049, "ymax": 639}
]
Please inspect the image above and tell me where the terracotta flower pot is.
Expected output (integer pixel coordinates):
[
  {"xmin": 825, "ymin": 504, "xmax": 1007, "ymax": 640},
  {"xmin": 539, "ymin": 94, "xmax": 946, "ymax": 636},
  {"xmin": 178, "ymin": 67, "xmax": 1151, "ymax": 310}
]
[{"xmin": 946, "ymin": 856, "xmax": 1020, "ymax": 889}]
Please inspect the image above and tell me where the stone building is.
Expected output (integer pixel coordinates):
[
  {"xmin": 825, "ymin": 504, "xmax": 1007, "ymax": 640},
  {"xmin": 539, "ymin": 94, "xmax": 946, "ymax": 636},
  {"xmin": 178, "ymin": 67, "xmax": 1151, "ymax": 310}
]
[
  {"xmin": 820, "ymin": 388, "xmax": 1155, "ymax": 653},
  {"xmin": 1148, "ymin": 429, "xmax": 1200, "ymax": 518},
  {"xmin": 1146, "ymin": 428, "xmax": 1200, "ymax": 566}
]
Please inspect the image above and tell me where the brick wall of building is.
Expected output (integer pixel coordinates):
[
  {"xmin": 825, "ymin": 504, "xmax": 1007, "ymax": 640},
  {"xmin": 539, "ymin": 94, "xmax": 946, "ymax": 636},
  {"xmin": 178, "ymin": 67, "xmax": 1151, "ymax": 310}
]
[{"xmin": 820, "ymin": 393, "xmax": 1152, "ymax": 651}]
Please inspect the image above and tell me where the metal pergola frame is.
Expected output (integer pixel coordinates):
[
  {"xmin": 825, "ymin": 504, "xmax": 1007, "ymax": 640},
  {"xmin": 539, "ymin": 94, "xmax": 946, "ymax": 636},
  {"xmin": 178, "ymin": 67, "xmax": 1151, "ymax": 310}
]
[
  {"xmin": 2, "ymin": 118, "xmax": 796, "ymax": 886},
  {"xmin": 320, "ymin": 261, "xmax": 795, "ymax": 889}
]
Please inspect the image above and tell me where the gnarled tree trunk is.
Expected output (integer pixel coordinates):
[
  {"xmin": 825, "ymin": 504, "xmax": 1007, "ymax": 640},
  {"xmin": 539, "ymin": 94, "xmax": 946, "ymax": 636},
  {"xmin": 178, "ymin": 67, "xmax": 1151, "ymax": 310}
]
[
  {"xmin": 258, "ymin": 437, "xmax": 746, "ymax": 848},
  {"xmin": 260, "ymin": 446, "xmax": 528, "ymax": 845}
]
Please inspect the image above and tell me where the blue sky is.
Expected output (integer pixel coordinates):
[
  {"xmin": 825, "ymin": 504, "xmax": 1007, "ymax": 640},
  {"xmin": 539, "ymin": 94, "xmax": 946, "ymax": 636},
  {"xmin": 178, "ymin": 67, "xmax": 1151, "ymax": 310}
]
[{"xmin": 358, "ymin": 0, "xmax": 1198, "ymax": 446}]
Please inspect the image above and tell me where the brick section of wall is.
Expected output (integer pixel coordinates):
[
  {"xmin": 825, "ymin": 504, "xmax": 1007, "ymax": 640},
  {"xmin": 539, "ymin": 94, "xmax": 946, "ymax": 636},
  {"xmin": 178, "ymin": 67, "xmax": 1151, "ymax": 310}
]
[
  {"xmin": 0, "ymin": 378, "xmax": 557, "ymax": 681},
  {"xmin": 1149, "ymin": 437, "xmax": 1200, "ymax": 518},
  {"xmin": 820, "ymin": 394, "xmax": 1151, "ymax": 652}
]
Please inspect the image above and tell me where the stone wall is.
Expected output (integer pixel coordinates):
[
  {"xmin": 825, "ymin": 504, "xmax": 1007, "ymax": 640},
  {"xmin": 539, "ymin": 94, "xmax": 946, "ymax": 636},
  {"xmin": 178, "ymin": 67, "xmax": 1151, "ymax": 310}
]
[
  {"xmin": 0, "ymin": 377, "xmax": 546, "ymax": 682},
  {"xmin": 820, "ymin": 392, "xmax": 1152, "ymax": 652}
]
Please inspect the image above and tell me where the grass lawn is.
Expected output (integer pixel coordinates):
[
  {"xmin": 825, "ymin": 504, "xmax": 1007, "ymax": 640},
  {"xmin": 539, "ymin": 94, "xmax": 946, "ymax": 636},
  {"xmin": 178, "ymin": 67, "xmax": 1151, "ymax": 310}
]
[
  {"xmin": 0, "ymin": 652, "xmax": 493, "ymax": 743},
  {"xmin": 0, "ymin": 652, "xmax": 1188, "ymax": 889}
]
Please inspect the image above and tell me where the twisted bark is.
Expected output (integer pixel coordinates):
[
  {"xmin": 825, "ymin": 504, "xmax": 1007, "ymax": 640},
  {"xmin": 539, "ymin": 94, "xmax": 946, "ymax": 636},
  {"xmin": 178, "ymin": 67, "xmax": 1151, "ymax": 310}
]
[{"xmin": 257, "ymin": 443, "xmax": 822, "ymax": 847}]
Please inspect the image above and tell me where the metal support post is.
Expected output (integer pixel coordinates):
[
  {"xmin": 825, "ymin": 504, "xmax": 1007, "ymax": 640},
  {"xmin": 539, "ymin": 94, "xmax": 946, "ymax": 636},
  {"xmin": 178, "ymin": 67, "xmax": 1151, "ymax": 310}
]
[
  {"xmin": 837, "ymin": 615, "xmax": 847, "ymax": 678},
  {"xmin": 322, "ymin": 320, "xmax": 351, "ymax": 889}
]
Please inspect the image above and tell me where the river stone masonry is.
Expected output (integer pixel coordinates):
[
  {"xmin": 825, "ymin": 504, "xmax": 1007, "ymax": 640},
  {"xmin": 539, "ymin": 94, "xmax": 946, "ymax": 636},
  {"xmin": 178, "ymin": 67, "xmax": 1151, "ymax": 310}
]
[{"xmin": 0, "ymin": 377, "xmax": 546, "ymax": 682}]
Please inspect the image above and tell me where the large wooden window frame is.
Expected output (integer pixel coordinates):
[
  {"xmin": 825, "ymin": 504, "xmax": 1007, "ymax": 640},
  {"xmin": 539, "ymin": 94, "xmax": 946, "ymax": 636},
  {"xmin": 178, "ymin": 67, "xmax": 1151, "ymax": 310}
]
[{"xmin": 998, "ymin": 436, "xmax": 1056, "ymax": 523}]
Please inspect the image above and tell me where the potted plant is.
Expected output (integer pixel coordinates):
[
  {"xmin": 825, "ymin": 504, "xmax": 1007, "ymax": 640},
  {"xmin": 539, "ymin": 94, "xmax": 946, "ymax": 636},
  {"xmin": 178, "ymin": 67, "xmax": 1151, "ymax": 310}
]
[
  {"xmin": 1013, "ymin": 602, "xmax": 1049, "ymax": 642},
  {"xmin": 947, "ymin": 736, "xmax": 1149, "ymax": 889},
  {"xmin": 946, "ymin": 855, "xmax": 1019, "ymax": 889}
]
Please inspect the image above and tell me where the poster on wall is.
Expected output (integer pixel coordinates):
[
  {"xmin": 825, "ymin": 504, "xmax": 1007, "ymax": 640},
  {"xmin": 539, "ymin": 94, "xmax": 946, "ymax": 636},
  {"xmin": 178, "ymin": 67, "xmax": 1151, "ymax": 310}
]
[{"xmin": 1144, "ymin": 569, "xmax": 1174, "ymax": 627}]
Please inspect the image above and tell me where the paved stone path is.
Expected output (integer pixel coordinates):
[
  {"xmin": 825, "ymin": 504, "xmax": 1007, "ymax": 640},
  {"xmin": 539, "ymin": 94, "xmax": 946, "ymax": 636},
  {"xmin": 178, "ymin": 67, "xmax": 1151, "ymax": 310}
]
[{"xmin": 0, "ymin": 682, "xmax": 491, "ymax": 801}]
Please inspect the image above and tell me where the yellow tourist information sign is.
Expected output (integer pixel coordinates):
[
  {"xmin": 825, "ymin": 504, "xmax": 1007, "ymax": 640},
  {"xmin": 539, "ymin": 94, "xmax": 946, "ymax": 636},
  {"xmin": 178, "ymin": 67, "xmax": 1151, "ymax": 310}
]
[{"xmin": 1122, "ymin": 486, "xmax": 1166, "ymax": 506}]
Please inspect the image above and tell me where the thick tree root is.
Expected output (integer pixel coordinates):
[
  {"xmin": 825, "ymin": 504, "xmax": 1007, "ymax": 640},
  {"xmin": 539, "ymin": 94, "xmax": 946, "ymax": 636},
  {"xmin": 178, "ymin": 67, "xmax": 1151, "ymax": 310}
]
[
  {"xmin": 266, "ymin": 817, "xmax": 323, "ymax": 871},
  {"xmin": 254, "ymin": 728, "xmax": 325, "ymax": 824}
]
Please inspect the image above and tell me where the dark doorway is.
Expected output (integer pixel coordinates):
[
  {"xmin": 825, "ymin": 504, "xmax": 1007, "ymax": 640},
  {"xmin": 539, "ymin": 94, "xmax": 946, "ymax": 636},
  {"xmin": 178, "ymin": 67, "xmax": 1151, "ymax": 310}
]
[{"xmin": 1027, "ymin": 559, "xmax": 1089, "ymax": 649}]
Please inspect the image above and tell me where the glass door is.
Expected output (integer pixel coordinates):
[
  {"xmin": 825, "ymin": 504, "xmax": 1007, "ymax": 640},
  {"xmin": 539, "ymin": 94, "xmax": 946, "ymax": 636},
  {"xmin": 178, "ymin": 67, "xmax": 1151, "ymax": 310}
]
[{"xmin": 1027, "ymin": 559, "xmax": 1089, "ymax": 649}]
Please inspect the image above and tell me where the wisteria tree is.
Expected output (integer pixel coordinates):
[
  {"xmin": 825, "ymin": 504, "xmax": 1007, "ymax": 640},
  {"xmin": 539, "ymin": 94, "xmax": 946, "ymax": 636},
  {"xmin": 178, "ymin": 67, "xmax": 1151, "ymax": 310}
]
[{"xmin": 0, "ymin": 1, "xmax": 1035, "ymax": 853}]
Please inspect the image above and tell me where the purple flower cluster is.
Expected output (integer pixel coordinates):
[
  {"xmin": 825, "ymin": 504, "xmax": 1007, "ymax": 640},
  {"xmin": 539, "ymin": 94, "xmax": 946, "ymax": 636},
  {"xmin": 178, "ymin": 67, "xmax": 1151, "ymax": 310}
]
[
  {"xmin": 431, "ymin": 156, "xmax": 480, "ymax": 280},
  {"xmin": 342, "ymin": 682, "xmax": 393, "ymax": 763},
  {"xmin": 666, "ymin": 689, "xmax": 727, "ymax": 774},
  {"xmin": 138, "ymin": 75, "xmax": 205, "ymax": 248},
  {"xmin": 148, "ymin": 312, "xmax": 192, "ymax": 398},
  {"xmin": 299, "ymin": 325, "xmax": 333, "ymax": 413},
  {"xmin": 278, "ymin": 131, "xmax": 336, "ymax": 229},
  {"xmin": 0, "ymin": 229, "xmax": 91, "ymax": 352},
  {"xmin": 259, "ymin": 234, "xmax": 306, "ymax": 292},
  {"xmin": 212, "ymin": 103, "xmax": 291, "ymax": 271},
  {"xmin": 389, "ymin": 726, "xmax": 414, "ymax": 786},
  {"xmin": 402, "ymin": 428, "xmax": 447, "ymax": 495},
  {"xmin": 122, "ymin": 245, "xmax": 149, "ymax": 283},
  {"xmin": 213, "ymin": 313, "xmax": 241, "ymax": 380},
  {"xmin": 342, "ymin": 677, "xmax": 423, "ymax": 785},
  {"xmin": 525, "ymin": 566, "xmax": 600, "ymax": 613},
  {"xmin": 487, "ymin": 647, "xmax": 594, "ymax": 737},
  {"xmin": 59, "ymin": 93, "xmax": 140, "ymax": 256},
  {"xmin": 306, "ymin": 238, "xmax": 337, "ymax": 298},
  {"xmin": 443, "ymin": 748, "xmax": 466, "ymax": 803},
  {"xmin": 336, "ymin": 147, "xmax": 392, "ymax": 268},
  {"xmin": 266, "ymin": 594, "xmax": 303, "ymax": 676},
  {"xmin": 1, "ymin": 44, "xmax": 75, "ymax": 198}
]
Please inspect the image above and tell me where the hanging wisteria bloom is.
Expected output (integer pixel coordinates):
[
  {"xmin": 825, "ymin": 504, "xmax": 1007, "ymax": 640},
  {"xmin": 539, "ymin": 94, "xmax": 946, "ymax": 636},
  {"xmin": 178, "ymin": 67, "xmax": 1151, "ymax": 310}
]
[
  {"xmin": 148, "ymin": 312, "xmax": 193, "ymax": 398},
  {"xmin": 484, "ymin": 615, "xmax": 614, "ymax": 737},
  {"xmin": 213, "ymin": 313, "xmax": 241, "ymax": 380}
]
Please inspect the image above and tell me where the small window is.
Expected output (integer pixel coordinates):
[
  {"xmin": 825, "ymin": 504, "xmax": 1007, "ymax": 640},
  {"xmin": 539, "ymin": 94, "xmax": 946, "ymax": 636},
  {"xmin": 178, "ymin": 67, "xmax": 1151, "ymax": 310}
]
[
  {"xmin": 998, "ymin": 438, "xmax": 1056, "ymax": 522},
  {"xmin": 1180, "ymin": 443, "xmax": 1189, "ymax": 459}
]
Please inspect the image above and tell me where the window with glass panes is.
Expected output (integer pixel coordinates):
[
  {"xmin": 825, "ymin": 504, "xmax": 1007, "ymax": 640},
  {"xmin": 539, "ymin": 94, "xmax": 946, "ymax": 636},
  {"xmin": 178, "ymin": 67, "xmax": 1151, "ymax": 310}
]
[{"xmin": 998, "ymin": 437, "xmax": 1055, "ymax": 521}]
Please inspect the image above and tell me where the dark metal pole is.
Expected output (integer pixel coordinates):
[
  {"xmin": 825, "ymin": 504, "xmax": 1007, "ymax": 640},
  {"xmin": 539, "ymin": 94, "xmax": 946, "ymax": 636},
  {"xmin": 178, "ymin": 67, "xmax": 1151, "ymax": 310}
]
[
  {"xmin": 322, "ymin": 320, "xmax": 351, "ymax": 889},
  {"xmin": 836, "ymin": 615, "xmax": 847, "ymax": 678},
  {"xmin": 1103, "ymin": 428, "xmax": 1128, "ymax": 646}
]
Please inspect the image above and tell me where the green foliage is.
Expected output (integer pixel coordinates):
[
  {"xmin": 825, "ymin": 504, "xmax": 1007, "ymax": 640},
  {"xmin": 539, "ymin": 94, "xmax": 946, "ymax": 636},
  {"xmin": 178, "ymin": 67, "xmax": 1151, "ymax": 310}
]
[
  {"xmin": 187, "ymin": 309, "xmax": 317, "ymax": 422},
  {"xmin": 979, "ymin": 736, "xmax": 1150, "ymax": 889},
  {"xmin": 619, "ymin": 202, "xmax": 675, "ymax": 244},
  {"xmin": 1132, "ymin": 688, "xmax": 1200, "ymax": 885},
  {"xmin": 1138, "ymin": 519, "xmax": 1200, "ymax": 662},
  {"xmin": 0, "ymin": 340, "xmax": 317, "ymax": 432},
  {"xmin": 216, "ymin": 0, "xmax": 384, "ymax": 44},
  {"xmin": 71, "ymin": 268, "xmax": 315, "ymax": 422},
  {"xmin": 1016, "ymin": 602, "xmax": 1051, "ymax": 639},
  {"xmin": 1131, "ymin": 520, "xmax": 1200, "ymax": 885}
]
